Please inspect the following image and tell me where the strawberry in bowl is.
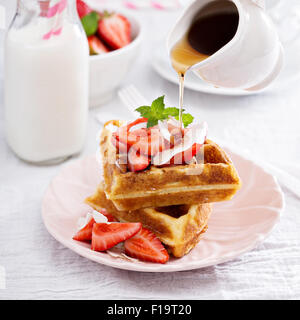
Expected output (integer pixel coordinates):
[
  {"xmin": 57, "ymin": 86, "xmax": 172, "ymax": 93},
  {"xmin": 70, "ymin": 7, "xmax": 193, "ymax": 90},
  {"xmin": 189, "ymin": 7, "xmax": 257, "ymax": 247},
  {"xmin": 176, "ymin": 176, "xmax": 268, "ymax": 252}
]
[
  {"xmin": 76, "ymin": 1, "xmax": 143, "ymax": 107},
  {"xmin": 77, "ymin": 0, "xmax": 92, "ymax": 19},
  {"xmin": 98, "ymin": 11, "xmax": 131, "ymax": 50},
  {"xmin": 77, "ymin": 1, "xmax": 132, "ymax": 54}
]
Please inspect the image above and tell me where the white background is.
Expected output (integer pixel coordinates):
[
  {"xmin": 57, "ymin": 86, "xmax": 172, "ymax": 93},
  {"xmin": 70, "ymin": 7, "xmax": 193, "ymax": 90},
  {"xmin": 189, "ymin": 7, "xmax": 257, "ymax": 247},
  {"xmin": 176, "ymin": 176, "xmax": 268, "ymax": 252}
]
[{"xmin": 0, "ymin": 0, "xmax": 299, "ymax": 299}]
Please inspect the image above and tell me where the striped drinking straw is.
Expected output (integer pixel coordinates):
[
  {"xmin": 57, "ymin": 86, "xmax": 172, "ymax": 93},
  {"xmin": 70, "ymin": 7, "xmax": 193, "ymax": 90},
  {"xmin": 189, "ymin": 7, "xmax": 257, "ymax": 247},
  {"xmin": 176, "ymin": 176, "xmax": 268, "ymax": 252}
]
[
  {"xmin": 123, "ymin": 0, "xmax": 181, "ymax": 10},
  {"xmin": 43, "ymin": 0, "xmax": 67, "ymax": 40}
]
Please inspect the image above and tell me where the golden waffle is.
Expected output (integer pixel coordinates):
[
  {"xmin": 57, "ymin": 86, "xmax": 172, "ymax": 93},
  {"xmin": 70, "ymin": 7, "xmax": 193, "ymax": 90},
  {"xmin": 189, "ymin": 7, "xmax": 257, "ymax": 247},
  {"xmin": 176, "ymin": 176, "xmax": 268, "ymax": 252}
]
[
  {"xmin": 86, "ymin": 183, "xmax": 212, "ymax": 258},
  {"xmin": 100, "ymin": 124, "xmax": 242, "ymax": 211}
]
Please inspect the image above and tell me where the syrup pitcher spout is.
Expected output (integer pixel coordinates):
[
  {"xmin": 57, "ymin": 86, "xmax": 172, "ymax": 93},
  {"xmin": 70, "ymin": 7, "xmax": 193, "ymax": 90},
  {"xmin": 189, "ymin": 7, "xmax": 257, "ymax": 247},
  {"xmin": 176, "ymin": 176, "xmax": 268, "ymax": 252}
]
[{"xmin": 167, "ymin": 0, "xmax": 283, "ymax": 90}]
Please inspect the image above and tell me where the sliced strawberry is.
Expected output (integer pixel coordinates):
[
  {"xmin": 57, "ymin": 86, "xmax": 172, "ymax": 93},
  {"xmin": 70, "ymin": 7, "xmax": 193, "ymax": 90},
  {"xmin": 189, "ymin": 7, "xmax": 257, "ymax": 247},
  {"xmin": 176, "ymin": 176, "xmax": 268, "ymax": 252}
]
[
  {"xmin": 88, "ymin": 35, "xmax": 109, "ymax": 55},
  {"xmin": 98, "ymin": 12, "xmax": 131, "ymax": 49},
  {"xmin": 130, "ymin": 137, "xmax": 150, "ymax": 157},
  {"xmin": 96, "ymin": 208, "xmax": 118, "ymax": 222},
  {"xmin": 73, "ymin": 218, "xmax": 95, "ymax": 241},
  {"xmin": 115, "ymin": 118, "xmax": 148, "ymax": 148},
  {"xmin": 117, "ymin": 129, "xmax": 148, "ymax": 151},
  {"xmin": 111, "ymin": 132, "xmax": 129, "ymax": 154},
  {"xmin": 184, "ymin": 142, "xmax": 203, "ymax": 163},
  {"xmin": 124, "ymin": 228, "xmax": 169, "ymax": 264},
  {"xmin": 169, "ymin": 125, "xmax": 184, "ymax": 146},
  {"xmin": 116, "ymin": 120, "xmax": 166, "ymax": 157},
  {"xmin": 76, "ymin": 0, "xmax": 92, "ymax": 19},
  {"xmin": 128, "ymin": 129, "xmax": 148, "ymax": 146},
  {"xmin": 91, "ymin": 223, "xmax": 142, "ymax": 251},
  {"xmin": 128, "ymin": 146, "xmax": 150, "ymax": 172},
  {"xmin": 130, "ymin": 130, "xmax": 170, "ymax": 158},
  {"xmin": 148, "ymin": 128, "xmax": 166, "ymax": 154}
]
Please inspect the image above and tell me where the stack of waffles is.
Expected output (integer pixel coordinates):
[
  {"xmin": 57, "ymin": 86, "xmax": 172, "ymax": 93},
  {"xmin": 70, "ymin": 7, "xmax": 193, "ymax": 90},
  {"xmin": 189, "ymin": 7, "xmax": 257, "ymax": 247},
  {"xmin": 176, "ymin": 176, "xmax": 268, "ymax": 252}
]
[{"xmin": 86, "ymin": 125, "xmax": 242, "ymax": 258}]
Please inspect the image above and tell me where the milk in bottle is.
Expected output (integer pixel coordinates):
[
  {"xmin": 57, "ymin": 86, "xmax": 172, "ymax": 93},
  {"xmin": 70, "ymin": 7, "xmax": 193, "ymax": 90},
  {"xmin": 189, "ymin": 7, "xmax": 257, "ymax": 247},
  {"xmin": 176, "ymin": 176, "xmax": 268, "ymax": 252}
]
[{"xmin": 5, "ymin": 0, "xmax": 89, "ymax": 164}]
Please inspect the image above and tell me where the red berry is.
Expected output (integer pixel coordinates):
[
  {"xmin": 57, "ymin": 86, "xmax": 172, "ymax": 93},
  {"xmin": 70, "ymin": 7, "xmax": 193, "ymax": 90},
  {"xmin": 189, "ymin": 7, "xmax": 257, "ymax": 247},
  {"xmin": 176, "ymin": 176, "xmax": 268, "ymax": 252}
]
[
  {"xmin": 125, "ymin": 228, "xmax": 169, "ymax": 264},
  {"xmin": 98, "ymin": 12, "xmax": 131, "ymax": 50},
  {"xmin": 76, "ymin": 0, "xmax": 92, "ymax": 19},
  {"xmin": 91, "ymin": 223, "xmax": 142, "ymax": 252}
]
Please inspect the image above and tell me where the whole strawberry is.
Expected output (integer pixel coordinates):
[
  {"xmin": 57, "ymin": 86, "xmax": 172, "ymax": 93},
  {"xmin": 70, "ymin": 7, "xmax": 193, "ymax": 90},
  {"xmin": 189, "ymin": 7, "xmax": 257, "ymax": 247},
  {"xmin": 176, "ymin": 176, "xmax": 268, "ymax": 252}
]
[
  {"xmin": 98, "ymin": 11, "xmax": 131, "ymax": 50},
  {"xmin": 76, "ymin": 0, "xmax": 92, "ymax": 19}
]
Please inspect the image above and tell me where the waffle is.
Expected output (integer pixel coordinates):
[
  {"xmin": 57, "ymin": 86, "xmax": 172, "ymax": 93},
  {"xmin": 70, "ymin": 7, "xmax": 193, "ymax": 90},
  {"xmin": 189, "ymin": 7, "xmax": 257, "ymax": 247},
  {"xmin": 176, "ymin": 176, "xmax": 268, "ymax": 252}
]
[
  {"xmin": 85, "ymin": 183, "xmax": 212, "ymax": 258},
  {"xmin": 100, "ymin": 124, "xmax": 242, "ymax": 211}
]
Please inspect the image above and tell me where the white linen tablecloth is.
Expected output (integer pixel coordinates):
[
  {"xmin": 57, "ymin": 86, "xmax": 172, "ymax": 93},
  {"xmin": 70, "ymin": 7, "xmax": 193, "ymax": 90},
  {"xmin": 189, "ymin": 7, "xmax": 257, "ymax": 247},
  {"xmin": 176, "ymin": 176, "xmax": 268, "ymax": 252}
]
[{"xmin": 0, "ymin": 1, "xmax": 300, "ymax": 300}]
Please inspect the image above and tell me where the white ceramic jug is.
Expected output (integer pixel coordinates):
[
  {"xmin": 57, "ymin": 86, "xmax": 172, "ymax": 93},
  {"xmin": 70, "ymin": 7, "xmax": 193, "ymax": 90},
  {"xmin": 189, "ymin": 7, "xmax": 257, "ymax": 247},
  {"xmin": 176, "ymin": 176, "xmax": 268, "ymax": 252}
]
[{"xmin": 167, "ymin": 0, "xmax": 283, "ymax": 90}]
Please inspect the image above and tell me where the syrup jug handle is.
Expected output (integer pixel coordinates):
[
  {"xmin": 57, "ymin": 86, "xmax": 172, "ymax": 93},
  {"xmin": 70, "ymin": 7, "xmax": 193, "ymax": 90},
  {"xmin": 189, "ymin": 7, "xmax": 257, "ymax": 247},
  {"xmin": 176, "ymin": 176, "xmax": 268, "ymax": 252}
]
[{"xmin": 246, "ymin": 44, "xmax": 283, "ymax": 91}]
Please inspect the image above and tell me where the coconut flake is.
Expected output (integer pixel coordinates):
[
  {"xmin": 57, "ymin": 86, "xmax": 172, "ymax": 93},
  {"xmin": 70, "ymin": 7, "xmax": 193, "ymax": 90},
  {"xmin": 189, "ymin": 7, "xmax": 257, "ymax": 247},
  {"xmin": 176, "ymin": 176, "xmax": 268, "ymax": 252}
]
[
  {"xmin": 152, "ymin": 136, "xmax": 193, "ymax": 166},
  {"xmin": 158, "ymin": 120, "xmax": 172, "ymax": 142},
  {"xmin": 157, "ymin": 117, "xmax": 182, "ymax": 143},
  {"xmin": 92, "ymin": 210, "xmax": 109, "ymax": 224},
  {"xmin": 168, "ymin": 117, "xmax": 181, "ymax": 127},
  {"xmin": 77, "ymin": 210, "xmax": 109, "ymax": 231},
  {"xmin": 77, "ymin": 212, "xmax": 93, "ymax": 231},
  {"xmin": 107, "ymin": 245, "xmax": 139, "ymax": 262},
  {"xmin": 120, "ymin": 253, "xmax": 139, "ymax": 262},
  {"xmin": 107, "ymin": 244, "xmax": 124, "ymax": 255},
  {"xmin": 153, "ymin": 121, "xmax": 208, "ymax": 166}
]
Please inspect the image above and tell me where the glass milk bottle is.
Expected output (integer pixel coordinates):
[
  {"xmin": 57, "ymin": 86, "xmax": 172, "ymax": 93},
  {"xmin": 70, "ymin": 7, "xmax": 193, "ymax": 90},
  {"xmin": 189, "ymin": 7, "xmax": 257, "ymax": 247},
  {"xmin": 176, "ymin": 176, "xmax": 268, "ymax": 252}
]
[{"xmin": 4, "ymin": 0, "xmax": 89, "ymax": 164}]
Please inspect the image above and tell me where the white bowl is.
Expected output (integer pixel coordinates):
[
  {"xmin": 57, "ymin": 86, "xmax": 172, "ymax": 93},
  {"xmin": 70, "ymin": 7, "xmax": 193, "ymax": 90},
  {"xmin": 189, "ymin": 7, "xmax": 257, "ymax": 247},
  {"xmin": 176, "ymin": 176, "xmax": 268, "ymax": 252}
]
[{"xmin": 89, "ymin": 13, "xmax": 143, "ymax": 107}]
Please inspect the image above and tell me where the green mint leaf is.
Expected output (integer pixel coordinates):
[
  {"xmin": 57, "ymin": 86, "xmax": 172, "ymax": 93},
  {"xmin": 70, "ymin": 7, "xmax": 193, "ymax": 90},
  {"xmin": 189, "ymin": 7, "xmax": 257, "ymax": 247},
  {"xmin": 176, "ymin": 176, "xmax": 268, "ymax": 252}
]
[
  {"xmin": 135, "ymin": 106, "xmax": 151, "ymax": 118},
  {"xmin": 81, "ymin": 12, "xmax": 99, "ymax": 37},
  {"xmin": 135, "ymin": 96, "xmax": 194, "ymax": 128},
  {"xmin": 181, "ymin": 113, "xmax": 194, "ymax": 128},
  {"xmin": 151, "ymin": 96, "xmax": 165, "ymax": 117},
  {"xmin": 147, "ymin": 117, "xmax": 158, "ymax": 128},
  {"xmin": 163, "ymin": 107, "xmax": 180, "ymax": 117}
]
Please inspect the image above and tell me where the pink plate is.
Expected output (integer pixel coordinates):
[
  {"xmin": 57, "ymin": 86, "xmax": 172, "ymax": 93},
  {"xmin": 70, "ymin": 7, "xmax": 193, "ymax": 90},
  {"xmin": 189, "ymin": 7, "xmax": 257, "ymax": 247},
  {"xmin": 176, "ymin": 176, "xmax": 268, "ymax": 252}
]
[{"xmin": 42, "ymin": 149, "xmax": 284, "ymax": 272}]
